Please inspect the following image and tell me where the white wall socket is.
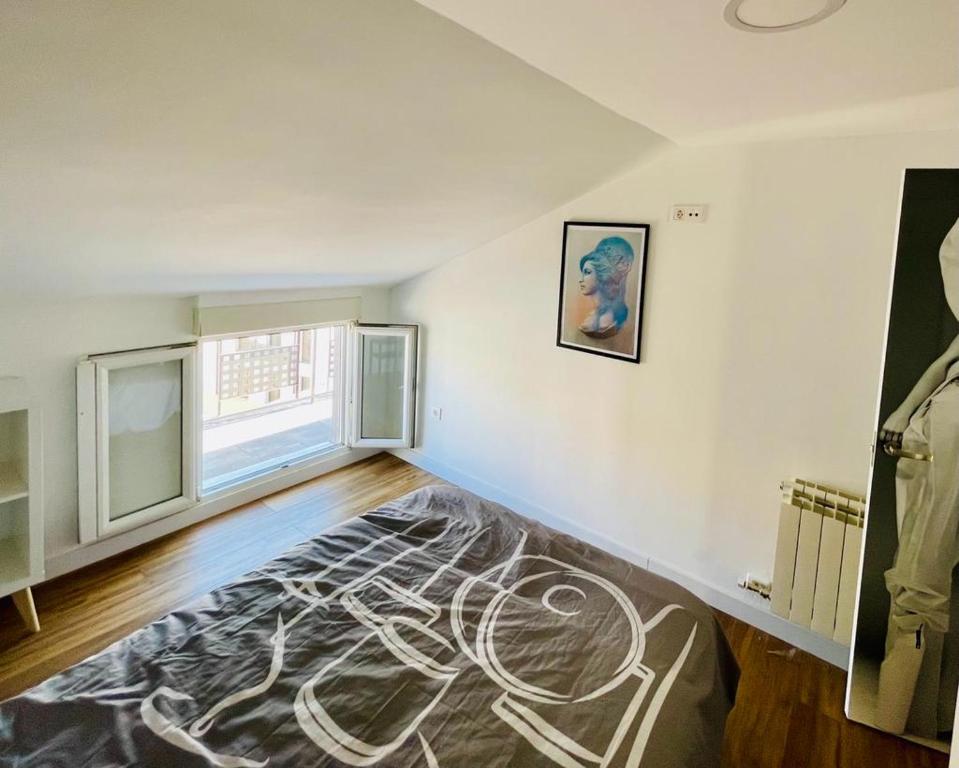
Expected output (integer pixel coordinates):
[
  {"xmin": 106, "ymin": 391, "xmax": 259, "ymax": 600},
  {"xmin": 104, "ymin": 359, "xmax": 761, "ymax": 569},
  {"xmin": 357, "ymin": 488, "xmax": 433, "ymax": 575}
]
[
  {"xmin": 431, "ymin": 406, "xmax": 443, "ymax": 421},
  {"xmin": 670, "ymin": 204, "xmax": 707, "ymax": 222}
]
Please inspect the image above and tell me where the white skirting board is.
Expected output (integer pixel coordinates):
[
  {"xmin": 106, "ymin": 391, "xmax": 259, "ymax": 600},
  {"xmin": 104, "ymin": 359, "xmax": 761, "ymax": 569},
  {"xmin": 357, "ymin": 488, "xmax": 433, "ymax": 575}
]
[
  {"xmin": 44, "ymin": 446, "xmax": 381, "ymax": 580},
  {"xmin": 391, "ymin": 447, "xmax": 851, "ymax": 670}
]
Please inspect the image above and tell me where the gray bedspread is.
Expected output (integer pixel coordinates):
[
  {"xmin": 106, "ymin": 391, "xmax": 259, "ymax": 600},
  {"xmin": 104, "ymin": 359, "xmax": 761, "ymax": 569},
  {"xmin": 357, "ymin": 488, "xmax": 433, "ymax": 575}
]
[{"xmin": 0, "ymin": 485, "xmax": 738, "ymax": 767}]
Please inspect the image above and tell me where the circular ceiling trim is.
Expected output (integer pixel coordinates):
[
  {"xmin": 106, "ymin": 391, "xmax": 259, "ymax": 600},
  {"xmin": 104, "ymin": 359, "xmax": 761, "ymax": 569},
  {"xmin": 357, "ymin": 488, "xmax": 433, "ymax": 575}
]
[{"xmin": 723, "ymin": 0, "xmax": 847, "ymax": 33}]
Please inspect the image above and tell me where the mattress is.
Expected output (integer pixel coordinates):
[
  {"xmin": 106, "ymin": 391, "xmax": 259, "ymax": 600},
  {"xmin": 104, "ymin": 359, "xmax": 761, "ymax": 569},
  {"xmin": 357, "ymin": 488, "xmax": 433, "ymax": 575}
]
[{"xmin": 0, "ymin": 485, "xmax": 739, "ymax": 767}]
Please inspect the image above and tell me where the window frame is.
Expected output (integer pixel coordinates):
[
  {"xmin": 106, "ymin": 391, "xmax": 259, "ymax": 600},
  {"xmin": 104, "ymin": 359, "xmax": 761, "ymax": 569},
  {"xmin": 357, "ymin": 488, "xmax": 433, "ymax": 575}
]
[
  {"xmin": 78, "ymin": 344, "xmax": 197, "ymax": 542},
  {"xmin": 348, "ymin": 323, "xmax": 417, "ymax": 449}
]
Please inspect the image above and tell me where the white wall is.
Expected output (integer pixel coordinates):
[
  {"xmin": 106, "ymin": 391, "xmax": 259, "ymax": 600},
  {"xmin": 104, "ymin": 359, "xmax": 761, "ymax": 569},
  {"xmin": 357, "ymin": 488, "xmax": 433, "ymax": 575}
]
[
  {"xmin": 0, "ymin": 287, "xmax": 389, "ymax": 561},
  {"xmin": 391, "ymin": 130, "xmax": 959, "ymax": 603}
]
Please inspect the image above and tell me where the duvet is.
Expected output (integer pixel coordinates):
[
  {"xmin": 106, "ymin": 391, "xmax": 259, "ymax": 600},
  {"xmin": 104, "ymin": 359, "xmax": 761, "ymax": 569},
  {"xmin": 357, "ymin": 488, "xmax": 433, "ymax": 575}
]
[{"xmin": 0, "ymin": 485, "xmax": 738, "ymax": 767}]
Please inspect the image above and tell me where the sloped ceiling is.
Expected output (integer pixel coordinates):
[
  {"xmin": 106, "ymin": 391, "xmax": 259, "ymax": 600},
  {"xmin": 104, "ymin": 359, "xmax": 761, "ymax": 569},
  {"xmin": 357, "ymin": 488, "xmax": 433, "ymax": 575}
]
[
  {"xmin": 3, "ymin": 1, "xmax": 955, "ymax": 298},
  {"xmin": 415, "ymin": 0, "xmax": 959, "ymax": 144},
  {"xmin": 0, "ymin": 0, "xmax": 665, "ymax": 297}
]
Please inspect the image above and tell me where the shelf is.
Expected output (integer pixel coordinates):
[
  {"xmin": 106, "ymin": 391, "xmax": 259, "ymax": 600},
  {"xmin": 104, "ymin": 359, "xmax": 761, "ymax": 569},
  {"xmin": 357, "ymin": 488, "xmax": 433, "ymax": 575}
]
[
  {"xmin": 0, "ymin": 534, "xmax": 30, "ymax": 588},
  {"xmin": 0, "ymin": 405, "xmax": 39, "ymax": 598},
  {"xmin": 0, "ymin": 462, "xmax": 27, "ymax": 505}
]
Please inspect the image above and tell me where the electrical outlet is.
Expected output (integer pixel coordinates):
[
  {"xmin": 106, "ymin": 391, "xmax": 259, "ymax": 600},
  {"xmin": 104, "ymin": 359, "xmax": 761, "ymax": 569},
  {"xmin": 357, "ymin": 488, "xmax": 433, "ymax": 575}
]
[
  {"xmin": 431, "ymin": 406, "xmax": 443, "ymax": 421},
  {"xmin": 670, "ymin": 204, "xmax": 707, "ymax": 222}
]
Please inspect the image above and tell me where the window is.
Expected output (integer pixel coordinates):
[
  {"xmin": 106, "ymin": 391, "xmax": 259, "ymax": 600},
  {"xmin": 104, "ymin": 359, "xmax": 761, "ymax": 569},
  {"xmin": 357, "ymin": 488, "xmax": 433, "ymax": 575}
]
[
  {"xmin": 350, "ymin": 325, "xmax": 417, "ymax": 447},
  {"xmin": 77, "ymin": 345, "xmax": 197, "ymax": 541},
  {"xmin": 77, "ymin": 321, "xmax": 417, "ymax": 542},
  {"xmin": 200, "ymin": 324, "xmax": 346, "ymax": 494}
]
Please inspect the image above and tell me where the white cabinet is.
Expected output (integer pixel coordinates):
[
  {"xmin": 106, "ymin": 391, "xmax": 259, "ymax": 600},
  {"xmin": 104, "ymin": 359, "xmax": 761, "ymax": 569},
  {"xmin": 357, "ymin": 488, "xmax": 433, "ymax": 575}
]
[{"xmin": 0, "ymin": 378, "xmax": 43, "ymax": 632}]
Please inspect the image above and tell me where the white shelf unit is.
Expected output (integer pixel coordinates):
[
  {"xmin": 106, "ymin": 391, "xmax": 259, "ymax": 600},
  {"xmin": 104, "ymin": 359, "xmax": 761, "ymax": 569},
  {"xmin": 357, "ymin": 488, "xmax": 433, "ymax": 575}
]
[
  {"xmin": 0, "ymin": 460, "xmax": 28, "ymax": 505},
  {"xmin": 0, "ymin": 382, "xmax": 44, "ymax": 627}
]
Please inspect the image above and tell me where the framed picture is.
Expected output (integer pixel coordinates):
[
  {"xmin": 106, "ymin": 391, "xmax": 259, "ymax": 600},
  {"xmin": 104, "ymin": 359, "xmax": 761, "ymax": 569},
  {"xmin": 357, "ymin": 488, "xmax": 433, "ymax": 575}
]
[{"xmin": 556, "ymin": 221, "xmax": 649, "ymax": 363}]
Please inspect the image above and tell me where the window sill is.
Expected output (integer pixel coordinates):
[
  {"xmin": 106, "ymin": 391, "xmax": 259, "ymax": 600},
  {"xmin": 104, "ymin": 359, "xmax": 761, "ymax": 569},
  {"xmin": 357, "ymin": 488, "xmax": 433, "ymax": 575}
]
[{"xmin": 199, "ymin": 443, "xmax": 350, "ymax": 503}]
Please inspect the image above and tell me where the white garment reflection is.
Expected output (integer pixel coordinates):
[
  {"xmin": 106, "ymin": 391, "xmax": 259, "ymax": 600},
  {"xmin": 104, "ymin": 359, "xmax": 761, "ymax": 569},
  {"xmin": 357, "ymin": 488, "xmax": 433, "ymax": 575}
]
[
  {"xmin": 878, "ymin": 216, "xmax": 959, "ymax": 736},
  {"xmin": 108, "ymin": 360, "xmax": 182, "ymax": 435}
]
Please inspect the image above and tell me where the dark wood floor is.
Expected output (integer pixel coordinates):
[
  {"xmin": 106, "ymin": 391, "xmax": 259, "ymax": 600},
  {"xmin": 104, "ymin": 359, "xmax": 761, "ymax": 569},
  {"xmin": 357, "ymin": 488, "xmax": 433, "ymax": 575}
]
[{"xmin": 0, "ymin": 453, "xmax": 948, "ymax": 767}]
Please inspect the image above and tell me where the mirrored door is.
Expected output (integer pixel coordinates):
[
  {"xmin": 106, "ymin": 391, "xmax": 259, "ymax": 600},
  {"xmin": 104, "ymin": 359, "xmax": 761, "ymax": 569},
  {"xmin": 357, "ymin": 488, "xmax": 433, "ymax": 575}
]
[{"xmin": 848, "ymin": 169, "xmax": 959, "ymax": 752}]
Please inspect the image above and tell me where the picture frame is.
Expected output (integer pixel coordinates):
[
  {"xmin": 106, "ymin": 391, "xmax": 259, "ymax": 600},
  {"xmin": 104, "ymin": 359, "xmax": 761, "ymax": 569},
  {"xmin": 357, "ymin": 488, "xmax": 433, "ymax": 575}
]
[{"xmin": 556, "ymin": 221, "xmax": 649, "ymax": 363}]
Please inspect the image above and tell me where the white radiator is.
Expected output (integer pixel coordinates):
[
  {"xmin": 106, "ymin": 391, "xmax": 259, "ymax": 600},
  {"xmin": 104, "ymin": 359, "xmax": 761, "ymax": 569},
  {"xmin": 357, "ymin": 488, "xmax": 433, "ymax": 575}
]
[{"xmin": 770, "ymin": 479, "xmax": 864, "ymax": 645}]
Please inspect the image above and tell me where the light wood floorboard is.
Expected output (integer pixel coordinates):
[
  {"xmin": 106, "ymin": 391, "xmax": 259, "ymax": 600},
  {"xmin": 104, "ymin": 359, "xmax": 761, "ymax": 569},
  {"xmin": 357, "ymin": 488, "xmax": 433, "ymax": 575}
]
[{"xmin": 0, "ymin": 453, "xmax": 947, "ymax": 767}]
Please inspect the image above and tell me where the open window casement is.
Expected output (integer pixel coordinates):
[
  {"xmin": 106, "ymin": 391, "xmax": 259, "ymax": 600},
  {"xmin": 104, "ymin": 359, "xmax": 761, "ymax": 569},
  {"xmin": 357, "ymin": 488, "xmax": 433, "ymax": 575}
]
[
  {"xmin": 77, "ymin": 345, "xmax": 197, "ymax": 543},
  {"xmin": 348, "ymin": 324, "xmax": 417, "ymax": 448}
]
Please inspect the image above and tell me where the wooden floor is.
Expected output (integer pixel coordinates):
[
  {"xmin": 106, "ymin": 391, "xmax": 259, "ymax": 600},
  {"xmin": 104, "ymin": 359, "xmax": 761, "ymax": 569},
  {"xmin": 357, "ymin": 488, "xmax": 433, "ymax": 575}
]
[{"xmin": 0, "ymin": 453, "xmax": 948, "ymax": 768}]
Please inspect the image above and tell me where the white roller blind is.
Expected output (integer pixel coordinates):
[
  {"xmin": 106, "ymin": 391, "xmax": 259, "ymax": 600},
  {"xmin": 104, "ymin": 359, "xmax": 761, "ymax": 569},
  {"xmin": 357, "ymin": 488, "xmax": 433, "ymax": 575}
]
[{"xmin": 193, "ymin": 297, "xmax": 360, "ymax": 337}]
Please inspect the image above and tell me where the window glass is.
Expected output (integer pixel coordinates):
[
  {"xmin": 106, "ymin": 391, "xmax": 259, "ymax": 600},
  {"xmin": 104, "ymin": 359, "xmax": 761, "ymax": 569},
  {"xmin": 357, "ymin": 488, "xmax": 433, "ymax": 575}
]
[
  {"xmin": 360, "ymin": 334, "xmax": 405, "ymax": 440},
  {"xmin": 200, "ymin": 325, "xmax": 343, "ymax": 493},
  {"xmin": 108, "ymin": 360, "xmax": 182, "ymax": 519}
]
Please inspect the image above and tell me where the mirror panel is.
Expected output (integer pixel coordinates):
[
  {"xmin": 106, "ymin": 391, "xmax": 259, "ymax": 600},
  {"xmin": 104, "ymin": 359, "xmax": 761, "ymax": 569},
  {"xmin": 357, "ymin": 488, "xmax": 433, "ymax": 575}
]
[{"xmin": 849, "ymin": 169, "xmax": 959, "ymax": 752}]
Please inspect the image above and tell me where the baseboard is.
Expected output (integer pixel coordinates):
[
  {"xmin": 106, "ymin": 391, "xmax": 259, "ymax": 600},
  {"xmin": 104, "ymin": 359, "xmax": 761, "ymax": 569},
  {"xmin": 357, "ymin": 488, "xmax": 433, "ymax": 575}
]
[
  {"xmin": 392, "ymin": 446, "xmax": 850, "ymax": 670},
  {"xmin": 45, "ymin": 447, "xmax": 382, "ymax": 580},
  {"xmin": 643, "ymin": 557, "xmax": 850, "ymax": 668}
]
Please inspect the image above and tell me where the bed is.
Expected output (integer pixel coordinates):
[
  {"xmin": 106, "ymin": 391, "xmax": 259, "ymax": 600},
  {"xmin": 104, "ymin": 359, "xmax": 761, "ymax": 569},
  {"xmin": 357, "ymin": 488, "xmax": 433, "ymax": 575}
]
[{"xmin": 0, "ymin": 485, "xmax": 739, "ymax": 767}]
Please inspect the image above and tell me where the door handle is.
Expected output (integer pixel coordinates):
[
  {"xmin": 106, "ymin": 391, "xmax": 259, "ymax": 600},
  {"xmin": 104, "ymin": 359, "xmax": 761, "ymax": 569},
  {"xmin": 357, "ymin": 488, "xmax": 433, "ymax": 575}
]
[{"xmin": 883, "ymin": 442, "xmax": 933, "ymax": 462}]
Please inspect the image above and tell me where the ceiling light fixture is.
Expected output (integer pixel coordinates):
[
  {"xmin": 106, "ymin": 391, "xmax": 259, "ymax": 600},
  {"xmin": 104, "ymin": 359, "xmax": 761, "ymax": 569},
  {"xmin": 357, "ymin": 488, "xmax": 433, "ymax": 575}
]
[{"xmin": 724, "ymin": 0, "xmax": 846, "ymax": 33}]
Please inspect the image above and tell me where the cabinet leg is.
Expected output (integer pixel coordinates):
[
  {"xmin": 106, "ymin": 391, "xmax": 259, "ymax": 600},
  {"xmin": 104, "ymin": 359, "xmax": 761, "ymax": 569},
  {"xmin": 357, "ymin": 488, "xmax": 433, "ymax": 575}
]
[{"xmin": 11, "ymin": 587, "xmax": 40, "ymax": 633}]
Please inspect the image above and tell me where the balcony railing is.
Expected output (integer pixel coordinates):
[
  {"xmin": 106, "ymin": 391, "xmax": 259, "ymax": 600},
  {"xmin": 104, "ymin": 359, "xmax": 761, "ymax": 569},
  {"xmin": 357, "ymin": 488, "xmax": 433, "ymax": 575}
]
[{"xmin": 218, "ymin": 344, "xmax": 300, "ymax": 400}]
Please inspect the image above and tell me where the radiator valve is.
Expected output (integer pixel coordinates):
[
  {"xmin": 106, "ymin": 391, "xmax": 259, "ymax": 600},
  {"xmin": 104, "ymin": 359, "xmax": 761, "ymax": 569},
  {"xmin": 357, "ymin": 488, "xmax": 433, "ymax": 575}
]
[{"xmin": 738, "ymin": 573, "xmax": 772, "ymax": 600}]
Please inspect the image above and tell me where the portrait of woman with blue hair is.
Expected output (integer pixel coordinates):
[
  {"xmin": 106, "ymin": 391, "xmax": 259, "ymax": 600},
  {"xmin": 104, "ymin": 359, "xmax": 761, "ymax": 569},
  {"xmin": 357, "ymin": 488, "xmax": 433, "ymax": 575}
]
[
  {"xmin": 577, "ymin": 236, "xmax": 636, "ymax": 338},
  {"xmin": 557, "ymin": 221, "xmax": 649, "ymax": 363}
]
